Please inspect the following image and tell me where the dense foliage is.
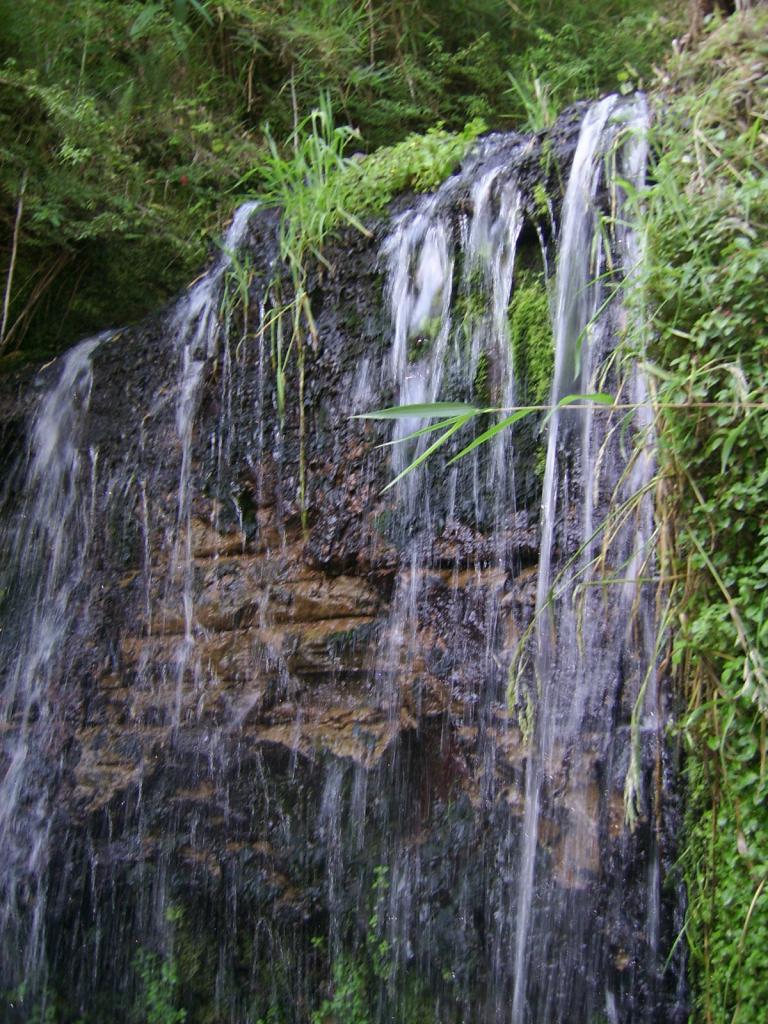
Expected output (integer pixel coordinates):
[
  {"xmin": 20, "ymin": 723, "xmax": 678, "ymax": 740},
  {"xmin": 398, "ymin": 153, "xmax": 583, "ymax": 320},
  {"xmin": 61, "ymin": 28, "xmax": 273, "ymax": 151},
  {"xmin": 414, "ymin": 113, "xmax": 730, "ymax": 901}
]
[
  {"xmin": 0, "ymin": 0, "xmax": 679, "ymax": 360},
  {"xmin": 640, "ymin": 10, "xmax": 768, "ymax": 1021}
]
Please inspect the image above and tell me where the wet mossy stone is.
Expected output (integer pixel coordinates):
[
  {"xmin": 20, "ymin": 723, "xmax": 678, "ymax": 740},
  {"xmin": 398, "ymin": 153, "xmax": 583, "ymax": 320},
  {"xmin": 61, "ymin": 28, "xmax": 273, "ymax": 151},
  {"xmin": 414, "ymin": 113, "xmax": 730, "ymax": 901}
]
[{"xmin": 508, "ymin": 271, "xmax": 553, "ymax": 406}]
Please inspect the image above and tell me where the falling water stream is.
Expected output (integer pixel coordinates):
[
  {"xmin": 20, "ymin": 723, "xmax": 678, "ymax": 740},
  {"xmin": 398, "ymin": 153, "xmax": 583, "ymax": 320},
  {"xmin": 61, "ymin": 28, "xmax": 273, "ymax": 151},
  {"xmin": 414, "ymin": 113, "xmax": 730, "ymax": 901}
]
[
  {"xmin": 0, "ymin": 333, "xmax": 106, "ymax": 995},
  {"xmin": 0, "ymin": 204, "xmax": 258, "ymax": 1007},
  {"xmin": 512, "ymin": 92, "xmax": 657, "ymax": 1024},
  {"xmin": 0, "ymin": 98, "xmax": 685, "ymax": 1022}
]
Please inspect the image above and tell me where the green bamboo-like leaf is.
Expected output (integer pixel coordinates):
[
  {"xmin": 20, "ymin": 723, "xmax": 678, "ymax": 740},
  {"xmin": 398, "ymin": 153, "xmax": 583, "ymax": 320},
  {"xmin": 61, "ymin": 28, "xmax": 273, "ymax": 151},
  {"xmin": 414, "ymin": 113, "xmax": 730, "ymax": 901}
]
[
  {"xmin": 354, "ymin": 402, "xmax": 481, "ymax": 420},
  {"xmin": 613, "ymin": 175, "xmax": 640, "ymax": 202},
  {"xmin": 375, "ymin": 418, "xmax": 460, "ymax": 448},
  {"xmin": 447, "ymin": 408, "xmax": 535, "ymax": 465},
  {"xmin": 381, "ymin": 415, "xmax": 472, "ymax": 492},
  {"xmin": 558, "ymin": 391, "xmax": 614, "ymax": 406},
  {"xmin": 542, "ymin": 391, "xmax": 614, "ymax": 427}
]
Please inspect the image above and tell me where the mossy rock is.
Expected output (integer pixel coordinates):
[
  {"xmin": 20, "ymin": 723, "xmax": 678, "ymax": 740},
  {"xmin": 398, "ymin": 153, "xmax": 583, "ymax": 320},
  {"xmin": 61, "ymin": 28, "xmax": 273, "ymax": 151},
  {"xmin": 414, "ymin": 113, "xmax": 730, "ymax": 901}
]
[{"xmin": 508, "ymin": 271, "xmax": 553, "ymax": 406}]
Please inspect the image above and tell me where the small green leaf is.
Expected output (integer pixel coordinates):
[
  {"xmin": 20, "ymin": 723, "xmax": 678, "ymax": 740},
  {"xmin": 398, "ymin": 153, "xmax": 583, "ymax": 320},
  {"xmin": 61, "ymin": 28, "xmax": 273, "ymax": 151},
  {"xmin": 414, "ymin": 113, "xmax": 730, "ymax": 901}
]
[
  {"xmin": 721, "ymin": 415, "xmax": 752, "ymax": 473},
  {"xmin": 542, "ymin": 391, "xmax": 614, "ymax": 427},
  {"xmin": 354, "ymin": 402, "xmax": 481, "ymax": 420},
  {"xmin": 558, "ymin": 392, "xmax": 614, "ymax": 407}
]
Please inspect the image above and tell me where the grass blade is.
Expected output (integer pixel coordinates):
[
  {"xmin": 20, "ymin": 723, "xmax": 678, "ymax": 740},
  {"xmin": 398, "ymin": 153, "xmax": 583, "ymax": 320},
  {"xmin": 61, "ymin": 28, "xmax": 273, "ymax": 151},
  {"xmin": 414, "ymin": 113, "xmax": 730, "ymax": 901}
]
[
  {"xmin": 354, "ymin": 402, "xmax": 481, "ymax": 420},
  {"xmin": 381, "ymin": 415, "xmax": 472, "ymax": 492},
  {"xmin": 375, "ymin": 418, "xmax": 460, "ymax": 448}
]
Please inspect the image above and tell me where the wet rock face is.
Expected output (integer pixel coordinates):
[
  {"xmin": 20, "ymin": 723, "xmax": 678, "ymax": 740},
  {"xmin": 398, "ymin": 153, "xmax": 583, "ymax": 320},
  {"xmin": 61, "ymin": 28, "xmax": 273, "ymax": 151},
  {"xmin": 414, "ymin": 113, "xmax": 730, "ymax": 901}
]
[{"xmin": 0, "ymin": 107, "xmax": 684, "ymax": 1024}]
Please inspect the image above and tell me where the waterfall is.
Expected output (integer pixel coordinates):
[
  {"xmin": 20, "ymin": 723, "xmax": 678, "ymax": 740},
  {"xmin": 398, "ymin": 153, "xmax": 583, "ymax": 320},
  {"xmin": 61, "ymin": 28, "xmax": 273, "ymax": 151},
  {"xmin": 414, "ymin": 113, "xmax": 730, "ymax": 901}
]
[
  {"xmin": 511, "ymin": 93, "xmax": 659, "ymax": 1024},
  {"xmin": 164, "ymin": 201, "xmax": 259, "ymax": 724},
  {"xmin": 0, "ymin": 99, "xmax": 685, "ymax": 1023},
  {"xmin": 375, "ymin": 134, "xmax": 526, "ymax": 713},
  {"xmin": 0, "ymin": 334, "xmax": 105, "ymax": 996},
  {"xmin": 0, "ymin": 204, "xmax": 258, "ymax": 1006},
  {"xmin": 372, "ymin": 94, "xmax": 675, "ymax": 1024}
]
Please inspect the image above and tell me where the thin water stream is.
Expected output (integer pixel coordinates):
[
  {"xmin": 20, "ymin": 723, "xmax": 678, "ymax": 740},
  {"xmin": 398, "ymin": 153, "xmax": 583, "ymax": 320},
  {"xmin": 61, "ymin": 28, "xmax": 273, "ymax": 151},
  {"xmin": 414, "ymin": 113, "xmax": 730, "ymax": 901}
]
[
  {"xmin": 0, "ymin": 334, "xmax": 105, "ymax": 994},
  {"xmin": 512, "ymin": 92, "xmax": 657, "ymax": 1024}
]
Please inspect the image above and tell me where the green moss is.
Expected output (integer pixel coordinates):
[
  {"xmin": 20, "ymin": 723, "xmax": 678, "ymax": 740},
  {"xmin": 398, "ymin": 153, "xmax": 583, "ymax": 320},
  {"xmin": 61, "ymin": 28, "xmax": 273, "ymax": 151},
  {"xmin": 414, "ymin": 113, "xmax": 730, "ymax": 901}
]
[
  {"xmin": 134, "ymin": 948, "xmax": 186, "ymax": 1024},
  {"xmin": 472, "ymin": 350, "xmax": 491, "ymax": 406},
  {"xmin": 508, "ymin": 271, "xmax": 553, "ymax": 405},
  {"xmin": 172, "ymin": 909, "xmax": 219, "ymax": 1023},
  {"xmin": 452, "ymin": 286, "xmax": 486, "ymax": 351},
  {"xmin": 349, "ymin": 119, "xmax": 487, "ymax": 212},
  {"xmin": 533, "ymin": 446, "xmax": 547, "ymax": 481},
  {"xmin": 408, "ymin": 314, "xmax": 444, "ymax": 362},
  {"xmin": 532, "ymin": 182, "xmax": 549, "ymax": 220}
]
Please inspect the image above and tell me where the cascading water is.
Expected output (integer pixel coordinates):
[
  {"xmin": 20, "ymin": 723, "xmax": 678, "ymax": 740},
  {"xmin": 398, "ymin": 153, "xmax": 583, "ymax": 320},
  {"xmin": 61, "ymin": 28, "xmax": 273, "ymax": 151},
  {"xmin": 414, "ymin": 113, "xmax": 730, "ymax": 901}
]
[
  {"xmin": 163, "ymin": 201, "xmax": 259, "ymax": 724},
  {"xmin": 0, "ymin": 99, "xmax": 686, "ymax": 1023},
  {"xmin": 511, "ymin": 92, "xmax": 661, "ymax": 1024},
  {"xmin": 374, "ymin": 134, "xmax": 526, "ymax": 716},
  {"xmin": 0, "ymin": 204, "xmax": 258, "ymax": 1009},
  {"xmin": 0, "ymin": 333, "xmax": 105, "ymax": 999}
]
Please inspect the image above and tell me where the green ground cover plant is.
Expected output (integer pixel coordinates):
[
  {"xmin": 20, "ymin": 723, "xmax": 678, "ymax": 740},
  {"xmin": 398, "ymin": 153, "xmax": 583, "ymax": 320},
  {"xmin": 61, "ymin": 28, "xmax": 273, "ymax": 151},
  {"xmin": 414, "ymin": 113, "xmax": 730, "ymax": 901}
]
[{"xmin": 638, "ymin": 9, "xmax": 768, "ymax": 1021}]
